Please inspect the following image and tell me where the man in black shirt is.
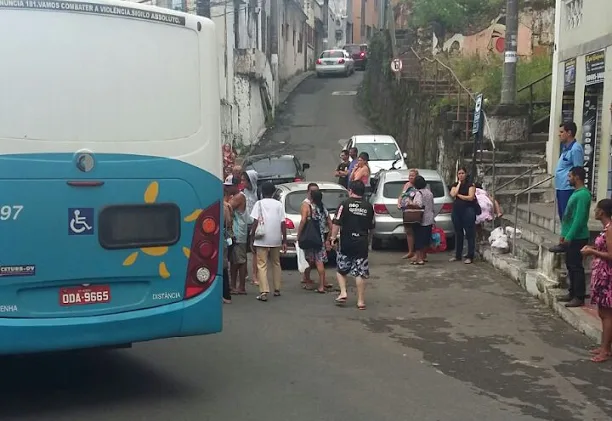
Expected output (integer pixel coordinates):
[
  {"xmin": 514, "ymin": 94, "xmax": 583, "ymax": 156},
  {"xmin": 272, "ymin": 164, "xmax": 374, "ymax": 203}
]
[
  {"xmin": 334, "ymin": 149, "xmax": 350, "ymax": 188},
  {"xmin": 331, "ymin": 180, "xmax": 375, "ymax": 310}
]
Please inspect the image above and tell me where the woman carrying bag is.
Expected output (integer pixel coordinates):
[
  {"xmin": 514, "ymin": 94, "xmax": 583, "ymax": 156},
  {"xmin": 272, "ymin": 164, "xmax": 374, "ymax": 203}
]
[{"xmin": 297, "ymin": 190, "xmax": 332, "ymax": 293}]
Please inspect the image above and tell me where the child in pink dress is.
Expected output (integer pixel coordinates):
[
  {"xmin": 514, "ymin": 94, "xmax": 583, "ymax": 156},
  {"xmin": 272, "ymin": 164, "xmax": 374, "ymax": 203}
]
[{"xmin": 581, "ymin": 199, "xmax": 612, "ymax": 363}]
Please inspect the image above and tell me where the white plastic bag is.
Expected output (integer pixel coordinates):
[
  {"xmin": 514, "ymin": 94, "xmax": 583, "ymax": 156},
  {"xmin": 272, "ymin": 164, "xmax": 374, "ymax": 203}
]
[
  {"xmin": 505, "ymin": 226, "xmax": 522, "ymax": 239},
  {"xmin": 491, "ymin": 234, "xmax": 510, "ymax": 253},
  {"xmin": 488, "ymin": 227, "xmax": 504, "ymax": 244},
  {"xmin": 296, "ymin": 242, "xmax": 309, "ymax": 273}
]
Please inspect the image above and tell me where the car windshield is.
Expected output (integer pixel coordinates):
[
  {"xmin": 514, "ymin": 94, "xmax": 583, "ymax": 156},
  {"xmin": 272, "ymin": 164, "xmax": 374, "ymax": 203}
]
[
  {"xmin": 355, "ymin": 143, "xmax": 399, "ymax": 161},
  {"xmin": 382, "ymin": 180, "xmax": 446, "ymax": 198},
  {"xmin": 321, "ymin": 51, "xmax": 344, "ymax": 59},
  {"xmin": 344, "ymin": 45, "xmax": 366, "ymax": 53},
  {"xmin": 285, "ymin": 189, "xmax": 349, "ymax": 214},
  {"xmin": 245, "ymin": 157, "xmax": 296, "ymax": 178}
]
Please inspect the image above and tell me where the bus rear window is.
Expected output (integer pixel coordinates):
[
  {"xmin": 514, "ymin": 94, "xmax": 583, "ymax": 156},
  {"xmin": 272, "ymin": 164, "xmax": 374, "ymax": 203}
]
[{"xmin": 99, "ymin": 203, "xmax": 181, "ymax": 250}]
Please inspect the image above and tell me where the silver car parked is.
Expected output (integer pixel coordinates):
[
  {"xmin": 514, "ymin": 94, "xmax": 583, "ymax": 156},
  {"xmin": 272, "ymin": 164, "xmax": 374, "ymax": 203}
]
[
  {"xmin": 273, "ymin": 181, "xmax": 348, "ymax": 260},
  {"xmin": 369, "ymin": 169, "xmax": 455, "ymax": 250},
  {"xmin": 316, "ymin": 49, "xmax": 355, "ymax": 77}
]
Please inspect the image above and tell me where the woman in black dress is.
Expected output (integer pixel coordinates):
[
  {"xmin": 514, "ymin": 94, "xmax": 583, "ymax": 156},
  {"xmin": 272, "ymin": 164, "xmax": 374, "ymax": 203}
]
[{"xmin": 449, "ymin": 167, "xmax": 477, "ymax": 264}]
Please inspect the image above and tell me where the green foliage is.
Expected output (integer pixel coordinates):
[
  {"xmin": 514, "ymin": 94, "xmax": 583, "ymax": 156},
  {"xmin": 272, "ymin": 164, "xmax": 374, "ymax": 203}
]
[
  {"xmin": 448, "ymin": 53, "xmax": 553, "ymax": 106},
  {"xmin": 409, "ymin": 0, "xmax": 504, "ymax": 33}
]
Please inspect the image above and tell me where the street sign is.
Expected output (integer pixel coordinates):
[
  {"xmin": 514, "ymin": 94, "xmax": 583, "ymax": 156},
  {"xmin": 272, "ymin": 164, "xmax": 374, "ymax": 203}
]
[
  {"xmin": 390, "ymin": 58, "xmax": 403, "ymax": 73},
  {"xmin": 472, "ymin": 94, "xmax": 483, "ymax": 135}
]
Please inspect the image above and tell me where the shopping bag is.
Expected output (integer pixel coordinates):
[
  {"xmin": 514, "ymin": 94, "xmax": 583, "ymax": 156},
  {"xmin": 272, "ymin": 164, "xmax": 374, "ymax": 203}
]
[
  {"xmin": 296, "ymin": 242, "xmax": 309, "ymax": 273},
  {"xmin": 427, "ymin": 225, "xmax": 447, "ymax": 253}
]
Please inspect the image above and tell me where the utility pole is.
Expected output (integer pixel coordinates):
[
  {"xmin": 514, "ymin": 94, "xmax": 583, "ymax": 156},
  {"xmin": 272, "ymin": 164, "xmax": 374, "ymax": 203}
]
[{"xmin": 500, "ymin": 0, "xmax": 519, "ymax": 105}]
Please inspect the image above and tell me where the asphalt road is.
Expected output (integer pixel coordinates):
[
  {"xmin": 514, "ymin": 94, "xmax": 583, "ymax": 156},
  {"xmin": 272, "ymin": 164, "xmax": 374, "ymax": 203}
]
[{"xmin": 2, "ymin": 73, "xmax": 612, "ymax": 421}]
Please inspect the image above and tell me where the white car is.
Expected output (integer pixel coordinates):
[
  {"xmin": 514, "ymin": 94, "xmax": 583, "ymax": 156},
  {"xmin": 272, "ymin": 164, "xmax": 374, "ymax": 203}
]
[
  {"xmin": 341, "ymin": 135, "xmax": 408, "ymax": 183},
  {"xmin": 316, "ymin": 49, "xmax": 355, "ymax": 77}
]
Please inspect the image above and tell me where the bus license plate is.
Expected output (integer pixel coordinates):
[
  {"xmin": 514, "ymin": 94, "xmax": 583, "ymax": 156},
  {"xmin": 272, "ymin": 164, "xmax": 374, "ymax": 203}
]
[{"xmin": 59, "ymin": 285, "xmax": 111, "ymax": 306}]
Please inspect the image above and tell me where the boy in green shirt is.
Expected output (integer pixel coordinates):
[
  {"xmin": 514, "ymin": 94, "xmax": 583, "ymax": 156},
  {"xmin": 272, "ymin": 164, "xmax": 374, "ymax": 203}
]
[{"xmin": 552, "ymin": 167, "xmax": 591, "ymax": 307}]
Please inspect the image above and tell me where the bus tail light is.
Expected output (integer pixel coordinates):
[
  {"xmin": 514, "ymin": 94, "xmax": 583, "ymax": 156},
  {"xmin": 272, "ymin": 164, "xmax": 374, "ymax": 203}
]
[{"xmin": 185, "ymin": 202, "xmax": 220, "ymax": 299}]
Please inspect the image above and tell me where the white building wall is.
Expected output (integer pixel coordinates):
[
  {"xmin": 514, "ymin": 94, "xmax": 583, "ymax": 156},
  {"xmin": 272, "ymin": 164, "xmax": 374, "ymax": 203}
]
[
  {"xmin": 279, "ymin": 0, "xmax": 307, "ymax": 83},
  {"xmin": 547, "ymin": 0, "xmax": 612, "ymax": 201}
]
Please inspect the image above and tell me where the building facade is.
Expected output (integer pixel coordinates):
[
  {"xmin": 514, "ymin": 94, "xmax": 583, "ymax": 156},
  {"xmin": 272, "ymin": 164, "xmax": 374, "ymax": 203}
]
[
  {"xmin": 349, "ymin": 0, "xmax": 378, "ymax": 44},
  {"xmin": 547, "ymin": 0, "xmax": 612, "ymax": 202}
]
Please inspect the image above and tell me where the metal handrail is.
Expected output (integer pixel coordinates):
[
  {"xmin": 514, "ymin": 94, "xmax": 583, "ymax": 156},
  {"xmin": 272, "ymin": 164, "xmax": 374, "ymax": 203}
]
[
  {"xmin": 512, "ymin": 174, "xmax": 555, "ymax": 256},
  {"xmin": 494, "ymin": 164, "xmax": 541, "ymax": 194},
  {"xmin": 517, "ymin": 72, "xmax": 553, "ymax": 93},
  {"xmin": 408, "ymin": 46, "xmax": 497, "ymax": 197}
]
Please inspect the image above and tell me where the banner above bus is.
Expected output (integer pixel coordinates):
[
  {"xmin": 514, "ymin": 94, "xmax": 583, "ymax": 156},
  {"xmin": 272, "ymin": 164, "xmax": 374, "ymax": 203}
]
[{"xmin": 0, "ymin": 0, "xmax": 187, "ymax": 26}]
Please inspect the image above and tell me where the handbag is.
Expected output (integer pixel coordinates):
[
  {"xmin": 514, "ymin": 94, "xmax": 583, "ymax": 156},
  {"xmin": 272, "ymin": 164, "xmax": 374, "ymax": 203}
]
[
  {"xmin": 402, "ymin": 191, "xmax": 423, "ymax": 224},
  {"xmin": 298, "ymin": 207, "xmax": 323, "ymax": 250},
  {"xmin": 254, "ymin": 202, "xmax": 265, "ymax": 239}
]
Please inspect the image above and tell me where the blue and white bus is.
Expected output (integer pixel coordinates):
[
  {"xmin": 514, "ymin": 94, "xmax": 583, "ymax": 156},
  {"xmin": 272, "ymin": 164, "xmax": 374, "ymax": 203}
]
[{"xmin": 0, "ymin": 0, "xmax": 223, "ymax": 354}]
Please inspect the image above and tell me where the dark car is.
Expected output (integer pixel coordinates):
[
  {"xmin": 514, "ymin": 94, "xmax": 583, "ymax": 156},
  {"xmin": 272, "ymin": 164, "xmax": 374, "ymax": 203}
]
[
  {"xmin": 343, "ymin": 44, "xmax": 368, "ymax": 70},
  {"xmin": 242, "ymin": 154, "xmax": 310, "ymax": 191}
]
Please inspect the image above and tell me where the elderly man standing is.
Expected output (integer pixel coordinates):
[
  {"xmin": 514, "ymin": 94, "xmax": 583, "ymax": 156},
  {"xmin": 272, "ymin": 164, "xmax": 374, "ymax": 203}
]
[{"xmin": 555, "ymin": 122, "xmax": 584, "ymax": 219}]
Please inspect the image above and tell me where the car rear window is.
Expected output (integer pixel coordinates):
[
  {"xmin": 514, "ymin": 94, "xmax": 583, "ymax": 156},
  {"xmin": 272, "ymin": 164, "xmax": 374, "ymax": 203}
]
[
  {"xmin": 245, "ymin": 158, "xmax": 296, "ymax": 178},
  {"xmin": 285, "ymin": 190, "xmax": 349, "ymax": 214},
  {"xmin": 321, "ymin": 51, "xmax": 344, "ymax": 58},
  {"xmin": 98, "ymin": 203, "xmax": 181, "ymax": 250},
  {"xmin": 382, "ymin": 181, "xmax": 446, "ymax": 199}
]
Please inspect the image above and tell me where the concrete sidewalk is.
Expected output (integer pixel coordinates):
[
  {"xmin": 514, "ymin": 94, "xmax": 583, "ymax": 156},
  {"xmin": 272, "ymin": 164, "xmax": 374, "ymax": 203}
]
[
  {"xmin": 236, "ymin": 70, "xmax": 314, "ymax": 163},
  {"xmin": 483, "ymin": 246, "xmax": 602, "ymax": 344},
  {"xmin": 279, "ymin": 71, "xmax": 314, "ymax": 104}
]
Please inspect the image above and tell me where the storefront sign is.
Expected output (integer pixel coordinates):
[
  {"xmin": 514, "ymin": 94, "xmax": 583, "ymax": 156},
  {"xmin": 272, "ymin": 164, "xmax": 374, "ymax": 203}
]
[
  {"xmin": 585, "ymin": 50, "xmax": 605, "ymax": 86},
  {"xmin": 582, "ymin": 94, "xmax": 599, "ymax": 192},
  {"xmin": 562, "ymin": 93, "xmax": 575, "ymax": 122},
  {"xmin": 564, "ymin": 58, "xmax": 576, "ymax": 91}
]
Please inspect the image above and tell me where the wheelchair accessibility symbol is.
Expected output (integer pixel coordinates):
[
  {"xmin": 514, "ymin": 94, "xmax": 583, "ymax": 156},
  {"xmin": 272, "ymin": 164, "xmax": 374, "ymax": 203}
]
[{"xmin": 68, "ymin": 208, "xmax": 94, "ymax": 235}]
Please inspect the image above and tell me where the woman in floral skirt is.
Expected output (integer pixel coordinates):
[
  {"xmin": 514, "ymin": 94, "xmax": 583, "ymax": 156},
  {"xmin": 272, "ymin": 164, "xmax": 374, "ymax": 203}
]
[
  {"xmin": 581, "ymin": 198, "xmax": 612, "ymax": 363},
  {"xmin": 298, "ymin": 190, "xmax": 332, "ymax": 293}
]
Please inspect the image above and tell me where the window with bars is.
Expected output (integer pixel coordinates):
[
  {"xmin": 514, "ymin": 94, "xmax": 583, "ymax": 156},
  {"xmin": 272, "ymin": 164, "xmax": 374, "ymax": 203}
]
[{"xmin": 565, "ymin": 0, "xmax": 583, "ymax": 30}]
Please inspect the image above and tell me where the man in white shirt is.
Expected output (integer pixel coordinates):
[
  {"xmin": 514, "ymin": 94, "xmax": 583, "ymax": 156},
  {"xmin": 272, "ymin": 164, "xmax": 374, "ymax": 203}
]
[{"xmin": 249, "ymin": 182, "xmax": 287, "ymax": 301}]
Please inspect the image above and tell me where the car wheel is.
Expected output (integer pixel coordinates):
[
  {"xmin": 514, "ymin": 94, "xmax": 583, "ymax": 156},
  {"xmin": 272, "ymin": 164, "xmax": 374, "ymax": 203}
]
[{"xmin": 371, "ymin": 237, "xmax": 383, "ymax": 250}]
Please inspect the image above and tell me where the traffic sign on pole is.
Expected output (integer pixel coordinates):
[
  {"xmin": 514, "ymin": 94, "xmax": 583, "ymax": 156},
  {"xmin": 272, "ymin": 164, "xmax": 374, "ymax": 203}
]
[{"xmin": 390, "ymin": 58, "xmax": 403, "ymax": 73}]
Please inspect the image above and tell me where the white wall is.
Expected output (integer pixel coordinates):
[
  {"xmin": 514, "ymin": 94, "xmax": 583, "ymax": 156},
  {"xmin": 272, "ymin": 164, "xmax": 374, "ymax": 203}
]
[
  {"xmin": 279, "ymin": 0, "xmax": 307, "ymax": 84},
  {"xmin": 547, "ymin": 0, "xmax": 612, "ymax": 201}
]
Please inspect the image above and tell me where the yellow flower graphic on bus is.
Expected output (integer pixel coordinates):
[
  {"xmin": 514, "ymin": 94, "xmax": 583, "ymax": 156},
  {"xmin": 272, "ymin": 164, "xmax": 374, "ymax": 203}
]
[{"xmin": 122, "ymin": 181, "xmax": 202, "ymax": 279}]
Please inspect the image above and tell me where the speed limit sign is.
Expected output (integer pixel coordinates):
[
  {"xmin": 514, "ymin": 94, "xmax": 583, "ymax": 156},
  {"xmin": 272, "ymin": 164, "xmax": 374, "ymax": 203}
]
[{"xmin": 391, "ymin": 58, "xmax": 403, "ymax": 73}]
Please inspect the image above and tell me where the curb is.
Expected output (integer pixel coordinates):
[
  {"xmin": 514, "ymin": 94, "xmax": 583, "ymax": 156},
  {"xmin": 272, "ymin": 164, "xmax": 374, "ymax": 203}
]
[
  {"xmin": 481, "ymin": 246, "xmax": 601, "ymax": 344},
  {"xmin": 279, "ymin": 71, "xmax": 314, "ymax": 104},
  {"xmin": 235, "ymin": 71, "xmax": 314, "ymax": 166}
]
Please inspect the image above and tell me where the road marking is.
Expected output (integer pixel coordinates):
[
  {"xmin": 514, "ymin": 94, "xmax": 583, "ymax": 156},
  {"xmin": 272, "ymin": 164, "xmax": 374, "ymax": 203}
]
[{"xmin": 331, "ymin": 91, "xmax": 357, "ymax": 96}]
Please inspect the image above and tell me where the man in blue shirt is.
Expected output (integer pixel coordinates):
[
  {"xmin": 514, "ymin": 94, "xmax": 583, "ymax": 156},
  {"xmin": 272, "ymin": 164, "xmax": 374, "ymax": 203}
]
[
  {"xmin": 555, "ymin": 122, "xmax": 584, "ymax": 219},
  {"xmin": 347, "ymin": 147, "xmax": 359, "ymax": 180}
]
